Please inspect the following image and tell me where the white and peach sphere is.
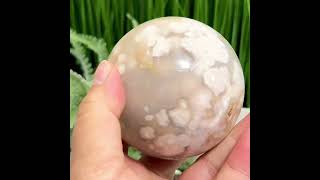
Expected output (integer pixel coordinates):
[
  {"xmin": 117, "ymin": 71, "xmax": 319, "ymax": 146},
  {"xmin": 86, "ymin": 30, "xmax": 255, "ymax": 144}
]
[{"xmin": 109, "ymin": 17, "xmax": 245, "ymax": 160}]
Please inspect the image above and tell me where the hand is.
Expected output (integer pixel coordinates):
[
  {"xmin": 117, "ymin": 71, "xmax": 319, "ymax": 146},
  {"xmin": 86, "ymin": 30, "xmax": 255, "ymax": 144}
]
[{"xmin": 70, "ymin": 61, "xmax": 250, "ymax": 180}]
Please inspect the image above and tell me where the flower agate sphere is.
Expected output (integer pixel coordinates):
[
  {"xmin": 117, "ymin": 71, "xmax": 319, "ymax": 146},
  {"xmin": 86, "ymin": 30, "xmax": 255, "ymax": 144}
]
[{"xmin": 109, "ymin": 17, "xmax": 245, "ymax": 160}]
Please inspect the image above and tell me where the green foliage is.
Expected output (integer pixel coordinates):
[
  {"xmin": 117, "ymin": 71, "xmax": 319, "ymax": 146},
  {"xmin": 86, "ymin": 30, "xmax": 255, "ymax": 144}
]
[
  {"xmin": 70, "ymin": 70, "xmax": 90, "ymax": 129},
  {"xmin": 70, "ymin": 29, "xmax": 108, "ymax": 64},
  {"xmin": 126, "ymin": 13, "xmax": 139, "ymax": 28},
  {"xmin": 128, "ymin": 147, "xmax": 142, "ymax": 160},
  {"xmin": 70, "ymin": 41, "xmax": 93, "ymax": 80}
]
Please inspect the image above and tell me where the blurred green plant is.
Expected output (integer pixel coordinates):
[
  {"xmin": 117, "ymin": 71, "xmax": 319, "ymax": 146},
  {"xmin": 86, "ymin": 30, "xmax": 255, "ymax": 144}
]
[{"xmin": 70, "ymin": 0, "xmax": 250, "ymax": 174}]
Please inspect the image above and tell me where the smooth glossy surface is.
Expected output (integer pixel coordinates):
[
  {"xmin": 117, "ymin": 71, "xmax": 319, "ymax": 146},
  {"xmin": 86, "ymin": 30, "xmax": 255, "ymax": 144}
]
[{"xmin": 109, "ymin": 17, "xmax": 245, "ymax": 160}]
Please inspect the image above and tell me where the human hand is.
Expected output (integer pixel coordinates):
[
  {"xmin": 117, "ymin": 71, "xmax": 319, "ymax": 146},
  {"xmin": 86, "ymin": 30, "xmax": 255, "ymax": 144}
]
[{"xmin": 70, "ymin": 61, "xmax": 250, "ymax": 180}]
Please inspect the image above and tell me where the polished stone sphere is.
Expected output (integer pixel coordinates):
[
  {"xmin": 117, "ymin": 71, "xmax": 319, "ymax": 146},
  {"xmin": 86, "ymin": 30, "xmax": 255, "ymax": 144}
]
[{"xmin": 109, "ymin": 17, "xmax": 245, "ymax": 160}]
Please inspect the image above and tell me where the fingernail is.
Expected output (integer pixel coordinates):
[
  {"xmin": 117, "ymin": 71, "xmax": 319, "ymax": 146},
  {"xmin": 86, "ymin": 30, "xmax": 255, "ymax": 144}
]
[{"xmin": 93, "ymin": 60, "xmax": 112, "ymax": 85}]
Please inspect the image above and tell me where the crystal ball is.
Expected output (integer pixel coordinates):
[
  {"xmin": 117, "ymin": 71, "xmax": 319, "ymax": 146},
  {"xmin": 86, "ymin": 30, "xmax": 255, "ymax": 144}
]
[{"xmin": 109, "ymin": 17, "xmax": 245, "ymax": 160}]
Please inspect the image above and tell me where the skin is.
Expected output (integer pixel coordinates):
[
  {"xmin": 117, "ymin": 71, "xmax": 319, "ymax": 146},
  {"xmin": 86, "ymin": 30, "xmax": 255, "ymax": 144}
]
[{"xmin": 70, "ymin": 61, "xmax": 250, "ymax": 180}]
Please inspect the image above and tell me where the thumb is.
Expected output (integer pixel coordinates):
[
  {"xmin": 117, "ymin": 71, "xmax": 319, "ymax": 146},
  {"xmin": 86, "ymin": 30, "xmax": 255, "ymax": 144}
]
[{"xmin": 71, "ymin": 61, "xmax": 125, "ymax": 178}]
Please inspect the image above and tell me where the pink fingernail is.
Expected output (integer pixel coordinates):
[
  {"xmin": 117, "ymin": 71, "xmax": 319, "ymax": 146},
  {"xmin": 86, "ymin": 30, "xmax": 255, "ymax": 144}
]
[{"xmin": 93, "ymin": 60, "xmax": 112, "ymax": 85}]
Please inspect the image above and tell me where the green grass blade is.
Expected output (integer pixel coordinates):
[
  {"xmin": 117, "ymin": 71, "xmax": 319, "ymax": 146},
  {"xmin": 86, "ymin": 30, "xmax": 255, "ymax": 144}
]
[
  {"xmin": 126, "ymin": 13, "xmax": 139, "ymax": 28},
  {"xmin": 79, "ymin": 0, "xmax": 87, "ymax": 34},
  {"xmin": 85, "ymin": 0, "xmax": 95, "ymax": 35},
  {"xmin": 181, "ymin": 0, "xmax": 190, "ymax": 17},
  {"xmin": 213, "ymin": 0, "xmax": 221, "ymax": 29},
  {"xmin": 93, "ymin": 0, "xmax": 102, "ymax": 37},
  {"xmin": 230, "ymin": 0, "xmax": 243, "ymax": 52},
  {"xmin": 70, "ymin": 0, "xmax": 77, "ymax": 30},
  {"xmin": 220, "ymin": 0, "xmax": 234, "ymax": 42}
]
